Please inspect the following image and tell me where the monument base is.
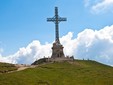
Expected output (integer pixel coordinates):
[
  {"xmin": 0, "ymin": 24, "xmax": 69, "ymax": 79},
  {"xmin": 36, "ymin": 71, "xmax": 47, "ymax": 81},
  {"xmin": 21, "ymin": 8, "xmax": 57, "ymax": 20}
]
[
  {"xmin": 49, "ymin": 42, "xmax": 74, "ymax": 62},
  {"xmin": 48, "ymin": 57, "xmax": 74, "ymax": 62},
  {"xmin": 51, "ymin": 42, "xmax": 65, "ymax": 58}
]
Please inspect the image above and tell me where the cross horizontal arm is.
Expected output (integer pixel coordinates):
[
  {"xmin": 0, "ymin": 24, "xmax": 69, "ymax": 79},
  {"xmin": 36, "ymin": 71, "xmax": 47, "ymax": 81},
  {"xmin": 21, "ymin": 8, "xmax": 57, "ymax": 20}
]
[
  {"xmin": 47, "ymin": 18, "xmax": 67, "ymax": 22},
  {"xmin": 58, "ymin": 17, "xmax": 67, "ymax": 21},
  {"xmin": 47, "ymin": 18, "xmax": 55, "ymax": 22}
]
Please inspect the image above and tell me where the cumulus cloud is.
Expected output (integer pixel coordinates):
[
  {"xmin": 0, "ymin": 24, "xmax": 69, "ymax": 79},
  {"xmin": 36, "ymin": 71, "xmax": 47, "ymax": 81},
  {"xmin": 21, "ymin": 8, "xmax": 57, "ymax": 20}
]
[
  {"xmin": 0, "ymin": 41, "xmax": 52, "ymax": 64},
  {"xmin": 60, "ymin": 32, "xmax": 77, "ymax": 56},
  {"xmin": 75, "ymin": 25, "xmax": 113, "ymax": 65},
  {"xmin": 0, "ymin": 33, "xmax": 76, "ymax": 64},
  {"xmin": 0, "ymin": 25, "xmax": 113, "ymax": 66}
]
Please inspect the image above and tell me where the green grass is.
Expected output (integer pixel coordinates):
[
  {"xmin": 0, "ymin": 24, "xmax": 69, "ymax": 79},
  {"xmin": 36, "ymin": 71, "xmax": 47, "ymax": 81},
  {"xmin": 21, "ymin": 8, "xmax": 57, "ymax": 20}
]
[
  {"xmin": 0, "ymin": 60, "xmax": 113, "ymax": 85},
  {"xmin": 0, "ymin": 62, "xmax": 17, "ymax": 73}
]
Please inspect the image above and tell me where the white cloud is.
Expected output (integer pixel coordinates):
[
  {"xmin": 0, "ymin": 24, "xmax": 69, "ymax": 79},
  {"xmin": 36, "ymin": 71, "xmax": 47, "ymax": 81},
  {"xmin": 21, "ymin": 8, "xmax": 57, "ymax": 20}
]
[
  {"xmin": 1, "ymin": 25, "xmax": 113, "ymax": 66},
  {"xmin": 84, "ymin": 0, "xmax": 113, "ymax": 14},
  {"xmin": 0, "ymin": 41, "xmax": 52, "ymax": 64},
  {"xmin": 92, "ymin": 0, "xmax": 113, "ymax": 13},
  {"xmin": 60, "ymin": 32, "xmax": 77, "ymax": 56},
  {"xmin": 75, "ymin": 25, "xmax": 113, "ymax": 65}
]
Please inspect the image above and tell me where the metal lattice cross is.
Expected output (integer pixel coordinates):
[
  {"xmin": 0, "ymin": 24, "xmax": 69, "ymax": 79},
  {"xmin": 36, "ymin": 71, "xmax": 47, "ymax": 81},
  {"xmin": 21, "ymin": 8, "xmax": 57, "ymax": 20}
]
[{"xmin": 47, "ymin": 7, "xmax": 67, "ymax": 44}]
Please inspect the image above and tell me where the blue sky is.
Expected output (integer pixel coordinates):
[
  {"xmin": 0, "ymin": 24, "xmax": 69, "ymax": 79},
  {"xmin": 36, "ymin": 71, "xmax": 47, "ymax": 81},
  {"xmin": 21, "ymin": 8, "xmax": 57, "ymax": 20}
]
[{"xmin": 0, "ymin": 0, "xmax": 113, "ymax": 65}]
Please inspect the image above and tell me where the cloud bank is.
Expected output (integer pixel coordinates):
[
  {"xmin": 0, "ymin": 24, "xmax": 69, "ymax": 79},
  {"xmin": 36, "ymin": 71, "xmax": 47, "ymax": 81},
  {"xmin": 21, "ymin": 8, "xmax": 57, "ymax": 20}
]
[
  {"xmin": 0, "ymin": 25, "xmax": 113, "ymax": 66},
  {"xmin": 0, "ymin": 41, "xmax": 52, "ymax": 64},
  {"xmin": 75, "ymin": 25, "xmax": 113, "ymax": 65}
]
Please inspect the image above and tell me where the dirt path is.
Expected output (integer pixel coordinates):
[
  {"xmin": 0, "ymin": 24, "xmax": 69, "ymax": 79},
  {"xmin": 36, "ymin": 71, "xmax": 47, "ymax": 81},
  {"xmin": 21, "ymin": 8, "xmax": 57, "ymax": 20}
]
[
  {"xmin": 17, "ymin": 66, "xmax": 29, "ymax": 71},
  {"xmin": 8, "ymin": 65, "xmax": 37, "ymax": 73},
  {"xmin": 17, "ymin": 65, "xmax": 37, "ymax": 71}
]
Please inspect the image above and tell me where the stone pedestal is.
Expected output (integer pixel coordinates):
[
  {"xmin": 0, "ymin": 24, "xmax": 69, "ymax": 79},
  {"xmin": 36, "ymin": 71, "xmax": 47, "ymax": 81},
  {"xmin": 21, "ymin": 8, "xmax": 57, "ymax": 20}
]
[{"xmin": 51, "ymin": 42, "xmax": 65, "ymax": 58}]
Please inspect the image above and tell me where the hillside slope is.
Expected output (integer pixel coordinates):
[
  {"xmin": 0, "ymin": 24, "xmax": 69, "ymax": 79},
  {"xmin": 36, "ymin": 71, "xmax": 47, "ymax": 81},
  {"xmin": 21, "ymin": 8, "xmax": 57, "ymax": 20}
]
[
  {"xmin": 0, "ymin": 60, "xmax": 113, "ymax": 85},
  {"xmin": 0, "ymin": 62, "xmax": 17, "ymax": 73}
]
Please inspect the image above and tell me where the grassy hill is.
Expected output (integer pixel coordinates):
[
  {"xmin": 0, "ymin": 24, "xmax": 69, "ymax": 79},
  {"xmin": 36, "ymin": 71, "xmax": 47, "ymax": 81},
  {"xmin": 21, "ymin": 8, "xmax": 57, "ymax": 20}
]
[
  {"xmin": 0, "ymin": 60, "xmax": 113, "ymax": 85},
  {"xmin": 0, "ymin": 62, "xmax": 17, "ymax": 73}
]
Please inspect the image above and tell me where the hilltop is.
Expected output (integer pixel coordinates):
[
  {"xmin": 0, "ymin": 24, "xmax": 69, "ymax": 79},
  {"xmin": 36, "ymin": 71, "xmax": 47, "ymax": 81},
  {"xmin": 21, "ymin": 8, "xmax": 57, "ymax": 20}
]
[{"xmin": 0, "ymin": 60, "xmax": 113, "ymax": 85}]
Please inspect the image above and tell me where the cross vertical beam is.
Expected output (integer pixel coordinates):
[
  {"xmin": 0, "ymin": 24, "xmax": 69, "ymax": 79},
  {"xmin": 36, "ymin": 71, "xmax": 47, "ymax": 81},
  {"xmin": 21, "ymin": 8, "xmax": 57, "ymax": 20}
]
[
  {"xmin": 55, "ymin": 7, "xmax": 59, "ymax": 44},
  {"xmin": 47, "ymin": 7, "xmax": 67, "ymax": 44}
]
